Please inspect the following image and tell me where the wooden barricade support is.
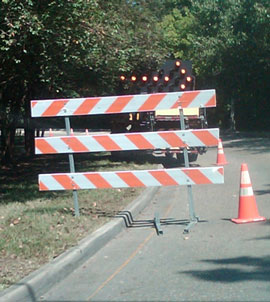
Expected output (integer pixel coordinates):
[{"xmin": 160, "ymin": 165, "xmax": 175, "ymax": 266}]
[{"xmin": 31, "ymin": 89, "xmax": 223, "ymax": 233}]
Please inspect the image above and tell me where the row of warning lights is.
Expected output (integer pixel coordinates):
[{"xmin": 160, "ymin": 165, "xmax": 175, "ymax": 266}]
[
  {"xmin": 119, "ymin": 73, "xmax": 194, "ymax": 90},
  {"xmin": 119, "ymin": 73, "xmax": 194, "ymax": 83}
]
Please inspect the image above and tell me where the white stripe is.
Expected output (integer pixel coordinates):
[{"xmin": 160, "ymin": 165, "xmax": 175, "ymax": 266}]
[
  {"xmin": 241, "ymin": 171, "xmax": 251, "ymax": 185},
  {"xmin": 72, "ymin": 174, "xmax": 96, "ymax": 189},
  {"xmin": 39, "ymin": 175, "xmax": 65, "ymax": 190},
  {"xmin": 90, "ymin": 96, "xmax": 117, "ymax": 114},
  {"xmin": 154, "ymin": 92, "xmax": 181, "ymax": 110},
  {"xmin": 200, "ymin": 167, "xmax": 224, "ymax": 184},
  {"xmin": 59, "ymin": 98, "xmax": 86, "ymax": 116},
  {"xmin": 240, "ymin": 186, "xmax": 253, "ymax": 196},
  {"xmin": 35, "ymin": 147, "xmax": 42, "ymax": 154},
  {"xmin": 143, "ymin": 132, "xmax": 171, "ymax": 149},
  {"xmin": 112, "ymin": 134, "xmax": 138, "ymax": 150},
  {"xmin": 49, "ymin": 138, "xmax": 69, "ymax": 153},
  {"xmin": 32, "ymin": 101, "xmax": 53, "ymax": 117},
  {"xmin": 183, "ymin": 131, "xmax": 205, "ymax": 147},
  {"xmin": 77, "ymin": 136, "xmax": 106, "ymax": 152},
  {"xmin": 184, "ymin": 90, "xmax": 215, "ymax": 108},
  {"xmin": 121, "ymin": 94, "xmax": 149, "ymax": 112},
  {"xmin": 133, "ymin": 171, "xmax": 162, "ymax": 187},
  {"xmin": 166, "ymin": 169, "xmax": 195, "ymax": 185},
  {"xmin": 101, "ymin": 173, "xmax": 130, "ymax": 188}
]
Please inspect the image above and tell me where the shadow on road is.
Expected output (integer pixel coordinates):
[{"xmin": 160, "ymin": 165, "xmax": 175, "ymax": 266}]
[
  {"xmin": 180, "ymin": 255, "xmax": 270, "ymax": 283},
  {"xmin": 254, "ymin": 184, "xmax": 270, "ymax": 196},
  {"xmin": 221, "ymin": 132, "xmax": 270, "ymax": 155}
]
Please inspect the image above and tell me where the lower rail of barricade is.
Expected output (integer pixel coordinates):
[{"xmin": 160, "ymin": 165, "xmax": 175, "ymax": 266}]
[{"xmin": 38, "ymin": 167, "xmax": 224, "ymax": 191}]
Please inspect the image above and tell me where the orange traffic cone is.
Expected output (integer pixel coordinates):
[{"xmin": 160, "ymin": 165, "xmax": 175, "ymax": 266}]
[
  {"xmin": 49, "ymin": 128, "xmax": 53, "ymax": 137},
  {"xmin": 70, "ymin": 128, "xmax": 74, "ymax": 136},
  {"xmin": 85, "ymin": 129, "xmax": 89, "ymax": 135},
  {"xmin": 231, "ymin": 163, "xmax": 266, "ymax": 224},
  {"xmin": 216, "ymin": 139, "xmax": 228, "ymax": 165}
]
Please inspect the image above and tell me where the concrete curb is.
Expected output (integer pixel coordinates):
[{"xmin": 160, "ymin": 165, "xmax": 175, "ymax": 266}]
[{"xmin": 0, "ymin": 187, "xmax": 159, "ymax": 302}]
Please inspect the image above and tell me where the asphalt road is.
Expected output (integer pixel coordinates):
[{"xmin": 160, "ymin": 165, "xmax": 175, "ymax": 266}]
[{"xmin": 40, "ymin": 133, "xmax": 270, "ymax": 302}]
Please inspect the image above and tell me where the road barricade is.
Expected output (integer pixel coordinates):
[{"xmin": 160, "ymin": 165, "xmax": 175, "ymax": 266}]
[{"xmin": 31, "ymin": 89, "xmax": 224, "ymax": 233}]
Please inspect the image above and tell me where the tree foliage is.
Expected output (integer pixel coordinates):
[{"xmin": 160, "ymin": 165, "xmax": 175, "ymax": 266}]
[
  {"xmin": 159, "ymin": 0, "xmax": 270, "ymax": 129},
  {"xmin": 0, "ymin": 0, "xmax": 165, "ymax": 163},
  {"xmin": 1, "ymin": 0, "xmax": 269, "ymax": 163}
]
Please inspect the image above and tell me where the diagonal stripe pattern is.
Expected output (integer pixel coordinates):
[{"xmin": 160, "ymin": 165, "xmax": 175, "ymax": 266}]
[
  {"xmin": 31, "ymin": 90, "xmax": 216, "ymax": 117},
  {"xmin": 35, "ymin": 128, "xmax": 219, "ymax": 154},
  {"xmin": 38, "ymin": 167, "xmax": 224, "ymax": 191}
]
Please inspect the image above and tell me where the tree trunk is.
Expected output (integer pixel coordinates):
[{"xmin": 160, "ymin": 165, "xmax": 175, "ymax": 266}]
[
  {"xmin": 230, "ymin": 98, "xmax": 236, "ymax": 131},
  {"xmin": 24, "ymin": 117, "xmax": 35, "ymax": 157},
  {"xmin": 0, "ymin": 125, "xmax": 16, "ymax": 164}
]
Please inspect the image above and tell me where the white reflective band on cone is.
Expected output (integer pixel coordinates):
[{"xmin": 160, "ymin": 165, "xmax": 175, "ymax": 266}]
[
  {"xmin": 240, "ymin": 186, "xmax": 254, "ymax": 197},
  {"xmin": 241, "ymin": 171, "xmax": 251, "ymax": 185}
]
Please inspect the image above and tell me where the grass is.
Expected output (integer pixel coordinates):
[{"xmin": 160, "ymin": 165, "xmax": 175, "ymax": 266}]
[{"xmin": 0, "ymin": 149, "xmax": 161, "ymax": 291}]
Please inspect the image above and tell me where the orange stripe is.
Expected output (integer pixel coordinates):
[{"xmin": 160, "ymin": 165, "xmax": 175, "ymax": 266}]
[
  {"xmin": 158, "ymin": 132, "xmax": 186, "ymax": 148},
  {"xmin": 182, "ymin": 169, "xmax": 211, "ymax": 184},
  {"xmin": 149, "ymin": 170, "xmax": 178, "ymax": 186},
  {"xmin": 73, "ymin": 98, "xmax": 101, "ymax": 115},
  {"xmin": 218, "ymin": 167, "xmax": 224, "ymax": 175},
  {"xmin": 42, "ymin": 100, "xmax": 67, "ymax": 116},
  {"xmin": 61, "ymin": 137, "xmax": 89, "ymax": 152},
  {"xmin": 240, "ymin": 183, "xmax": 252, "ymax": 188},
  {"xmin": 94, "ymin": 136, "xmax": 121, "ymax": 151},
  {"xmin": 192, "ymin": 130, "xmax": 218, "ymax": 146},
  {"xmin": 105, "ymin": 96, "xmax": 133, "ymax": 113},
  {"xmin": 205, "ymin": 94, "xmax": 216, "ymax": 107},
  {"xmin": 31, "ymin": 101, "xmax": 37, "ymax": 108},
  {"xmin": 36, "ymin": 138, "xmax": 58, "ymax": 154},
  {"xmin": 178, "ymin": 91, "xmax": 200, "ymax": 108},
  {"xmin": 127, "ymin": 134, "xmax": 155, "ymax": 150},
  {"xmin": 39, "ymin": 181, "xmax": 49, "ymax": 191},
  {"xmin": 241, "ymin": 164, "xmax": 248, "ymax": 172},
  {"xmin": 84, "ymin": 174, "xmax": 112, "ymax": 188},
  {"xmin": 138, "ymin": 94, "xmax": 166, "ymax": 111},
  {"xmin": 116, "ymin": 172, "xmax": 145, "ymax": 187},
  {"xmin": 53, "ymin": 175, "xmax": 75, "ymax": 189}
]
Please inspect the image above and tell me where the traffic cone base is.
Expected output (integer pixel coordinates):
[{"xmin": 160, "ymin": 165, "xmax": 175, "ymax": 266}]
[
  {"xmin": 216, "ymin": 139, "xmax": 228, "ymax": 165},
  {"xmin": 231, "ymin": 216, "xmax": 266, "ymax": 224},
  {"xmin": 232, "ymin": 163, "xmax": 266, "ymax": 224}
]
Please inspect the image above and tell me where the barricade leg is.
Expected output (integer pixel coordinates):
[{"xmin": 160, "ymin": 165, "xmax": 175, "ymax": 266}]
[
  {"xmin": 154, "ymin": 212, "xmax": 163, "ymax": 235},
  {"xmin": 65, "ymin": 117, "xmax": 80, "ymax": 217},
  {"xmin": 179, "ymin": 108, "xmax": 198, "ymax": 233}
]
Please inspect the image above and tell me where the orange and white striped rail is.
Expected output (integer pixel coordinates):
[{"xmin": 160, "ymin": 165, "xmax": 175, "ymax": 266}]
[
  {"xmin": 38, "ymin": 167, "xmax": 224, "ymax": 191},
  {"xmin": 35, "ymin": 128, "xmax": 219, "ymax": 154},
  {"xmin": 31, "ymin": 90, "xmax": 216, "ymax": 117}
]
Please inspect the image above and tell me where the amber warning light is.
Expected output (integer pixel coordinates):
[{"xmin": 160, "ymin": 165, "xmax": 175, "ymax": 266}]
[
  {"xmin": 142, "ymin": 75, "xmax": 148, "ymax": 82},
  {"xmin": 180, "ymin": 68, "xmax": 186, "ymax": 75},
  {"xmin": 164, "ymin": 76, "xmax": 170, "ymax": 82}
]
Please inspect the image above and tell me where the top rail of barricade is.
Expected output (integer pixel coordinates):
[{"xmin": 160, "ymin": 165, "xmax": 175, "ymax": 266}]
[{"xmin": 31, "ymin": 89, "xmax": 216, "ymax": 118}]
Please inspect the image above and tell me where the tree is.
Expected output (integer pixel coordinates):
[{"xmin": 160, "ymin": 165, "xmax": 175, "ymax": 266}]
[
  {"xmin": 159, "ymin": 0, "xmax": 270, "ymax": 129},
  {"xmin": 0, "ymin": 0, "xmax": 166, "ymax": 164}
]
